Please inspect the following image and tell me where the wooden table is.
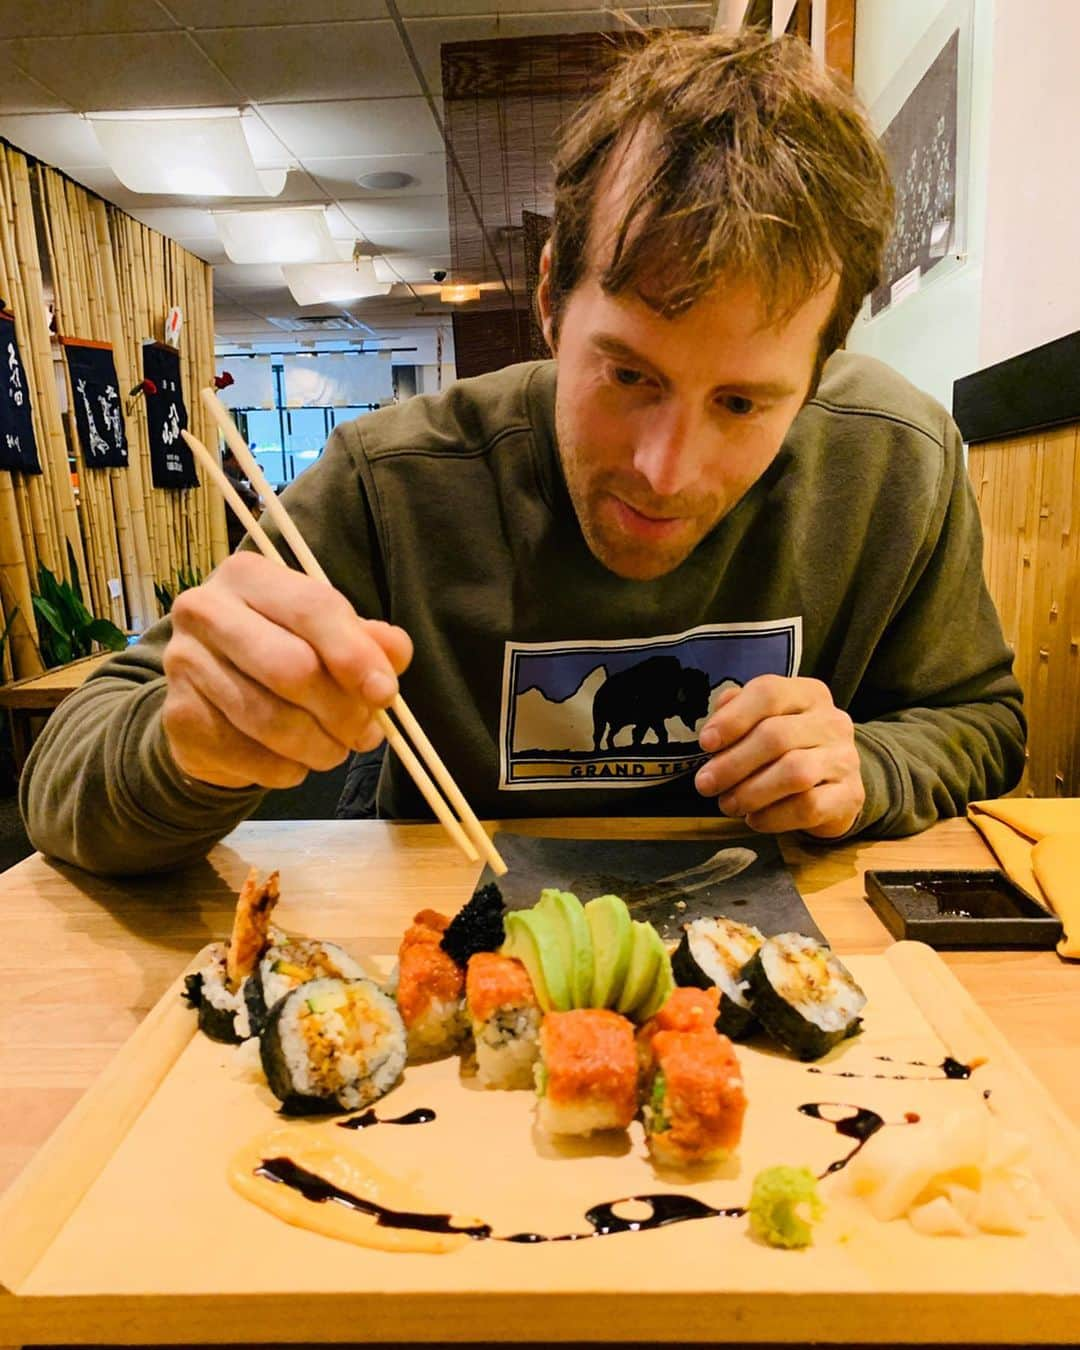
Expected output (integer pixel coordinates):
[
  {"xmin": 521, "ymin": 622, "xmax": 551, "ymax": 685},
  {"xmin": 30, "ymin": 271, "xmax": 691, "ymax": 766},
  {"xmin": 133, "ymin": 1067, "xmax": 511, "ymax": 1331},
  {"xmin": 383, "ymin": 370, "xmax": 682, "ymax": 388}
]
[
  {"xmin": 0, "ymin": 815, "xmax": 1076, "ymax": 1346},
  {"xmin": 0, "ymin": 652, "xmax": 113, "ymax": 771}
]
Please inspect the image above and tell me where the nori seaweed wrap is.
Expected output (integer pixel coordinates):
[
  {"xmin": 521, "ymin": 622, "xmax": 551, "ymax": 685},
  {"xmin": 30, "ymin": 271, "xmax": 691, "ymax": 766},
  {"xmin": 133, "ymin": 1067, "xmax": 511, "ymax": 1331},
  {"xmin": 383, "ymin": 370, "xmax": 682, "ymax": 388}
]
[
  {"xmin": 260, "ymin": 977, "xmax": 406, "ymax": 1115},
  {"xmin": 741, "ymin": 932, "xmax": 866, "ymax": 1061}
]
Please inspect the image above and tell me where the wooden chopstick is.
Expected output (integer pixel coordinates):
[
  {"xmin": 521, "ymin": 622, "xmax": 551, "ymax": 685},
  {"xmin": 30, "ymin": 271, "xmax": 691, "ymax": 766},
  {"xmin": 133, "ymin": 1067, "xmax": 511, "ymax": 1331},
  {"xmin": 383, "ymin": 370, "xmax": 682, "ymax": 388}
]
[{"xmin": 184, "ymin": 402, "xmax": 507, "ymax": 878}]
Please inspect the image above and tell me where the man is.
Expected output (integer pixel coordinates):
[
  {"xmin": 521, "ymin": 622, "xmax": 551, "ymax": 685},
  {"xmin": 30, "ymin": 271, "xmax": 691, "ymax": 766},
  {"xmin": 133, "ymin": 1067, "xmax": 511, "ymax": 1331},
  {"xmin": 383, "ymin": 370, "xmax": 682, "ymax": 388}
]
[{"xmin": 20, "ymin": 30, "xmax": 1024, "ymax": 876}]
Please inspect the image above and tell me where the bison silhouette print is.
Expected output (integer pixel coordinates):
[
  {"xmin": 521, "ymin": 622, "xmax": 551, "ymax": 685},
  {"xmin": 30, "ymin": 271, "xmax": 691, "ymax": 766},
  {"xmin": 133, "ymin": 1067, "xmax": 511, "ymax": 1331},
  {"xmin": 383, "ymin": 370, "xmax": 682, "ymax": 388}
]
[{"xmin": 592, "ymin": 654, "xmax": 711, "ymax": 751}]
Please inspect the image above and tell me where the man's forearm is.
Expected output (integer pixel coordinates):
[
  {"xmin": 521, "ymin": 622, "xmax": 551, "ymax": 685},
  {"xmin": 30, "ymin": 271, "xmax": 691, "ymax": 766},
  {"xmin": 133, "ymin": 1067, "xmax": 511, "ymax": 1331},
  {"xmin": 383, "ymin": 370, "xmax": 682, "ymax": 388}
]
[
  {"xmin": 849, "ymin": 695, "xmax": 1026, "ymax": 839},
  {"xmin": 19, "ymin": 627, "xmax": 265, "ymax": 876}
]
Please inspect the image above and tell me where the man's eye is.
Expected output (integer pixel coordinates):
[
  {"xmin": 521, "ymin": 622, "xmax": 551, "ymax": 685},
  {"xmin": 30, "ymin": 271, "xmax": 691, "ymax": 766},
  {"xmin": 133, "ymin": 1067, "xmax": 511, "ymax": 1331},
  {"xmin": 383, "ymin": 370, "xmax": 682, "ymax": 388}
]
[
  {"xmin": 721, "ymin": 394, "xmax": 755, "ymax": 416},
  {"xmin": 612, "ymin": 366, "xmax": 646, "ymax": 387}
]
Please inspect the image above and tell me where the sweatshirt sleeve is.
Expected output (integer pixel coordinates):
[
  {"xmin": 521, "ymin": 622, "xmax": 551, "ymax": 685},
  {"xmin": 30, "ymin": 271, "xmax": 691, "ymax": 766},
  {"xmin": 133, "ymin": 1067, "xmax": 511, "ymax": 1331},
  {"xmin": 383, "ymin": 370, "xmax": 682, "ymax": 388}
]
[
  {"xmin": 19, "ymin": 423, "xmax": 387, "ymax": 876},
  {"xmin": 844, "ymin": 419, "xmax": 1026, "ymax": 838}
]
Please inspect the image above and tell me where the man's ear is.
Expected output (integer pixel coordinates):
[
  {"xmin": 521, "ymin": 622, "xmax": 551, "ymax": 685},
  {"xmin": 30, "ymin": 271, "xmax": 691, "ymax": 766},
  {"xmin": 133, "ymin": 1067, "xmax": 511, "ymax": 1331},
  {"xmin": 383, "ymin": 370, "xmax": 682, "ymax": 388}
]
[{"xmin": 536, "ymin": 240, "xmax": 556, "ymax": 354}]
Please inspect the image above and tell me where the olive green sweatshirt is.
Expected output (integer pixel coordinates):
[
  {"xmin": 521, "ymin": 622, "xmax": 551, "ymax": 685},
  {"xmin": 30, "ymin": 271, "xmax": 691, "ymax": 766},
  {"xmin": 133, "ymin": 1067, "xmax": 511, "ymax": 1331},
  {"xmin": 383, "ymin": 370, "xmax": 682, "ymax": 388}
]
[{"xmin": 20, "ymin": 354, "xmax": 1024, "ymax": 875}]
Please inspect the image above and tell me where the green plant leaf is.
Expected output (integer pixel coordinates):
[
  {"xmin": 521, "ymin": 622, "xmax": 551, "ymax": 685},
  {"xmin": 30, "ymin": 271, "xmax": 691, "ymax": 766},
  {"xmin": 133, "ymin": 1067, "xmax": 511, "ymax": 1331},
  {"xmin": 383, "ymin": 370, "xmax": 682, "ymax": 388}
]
[{"xmin": 84, "ymin": 618, "xmax": 127, "ymax": 651}]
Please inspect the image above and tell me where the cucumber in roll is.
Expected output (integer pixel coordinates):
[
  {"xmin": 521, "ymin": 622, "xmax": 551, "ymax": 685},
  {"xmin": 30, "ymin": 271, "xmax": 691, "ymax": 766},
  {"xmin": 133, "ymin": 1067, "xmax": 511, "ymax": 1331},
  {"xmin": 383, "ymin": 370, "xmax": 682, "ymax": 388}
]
[
  {"xmin": 740, "ymin": 932, "xmax": 866, "ymax": 1061},
  {"xmin": 260, "ymin": 977, "xmax": 406, "ymax": 1115},
  {"xmin": 670, "ymin": 917, "xmax": 764, "ymax": 1039},
  {"xmin": 243, "ymin": 937, "xmax": 368, "ymax": 1037}
]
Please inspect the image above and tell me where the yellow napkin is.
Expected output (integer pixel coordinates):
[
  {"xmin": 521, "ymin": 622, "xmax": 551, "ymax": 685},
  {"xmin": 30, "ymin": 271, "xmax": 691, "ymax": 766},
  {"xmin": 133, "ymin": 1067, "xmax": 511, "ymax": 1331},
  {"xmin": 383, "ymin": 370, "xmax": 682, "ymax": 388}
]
[{"xmin": 968, "ymin": 800, "xmax": 1080, "ymax": 959}]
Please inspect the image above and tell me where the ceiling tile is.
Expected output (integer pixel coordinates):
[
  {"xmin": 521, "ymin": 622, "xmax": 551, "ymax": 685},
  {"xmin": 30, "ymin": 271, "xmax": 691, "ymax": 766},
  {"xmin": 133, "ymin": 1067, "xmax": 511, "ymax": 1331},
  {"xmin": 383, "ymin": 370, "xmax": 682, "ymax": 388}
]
[
  {"xmin": 4, "ymin": 33, "xmax": 239, "ymax": 111},
  {"xmin": 395, "ymin": 0, "xmax": 625, "ymax": 13},
  {"xmin": 0, "ymin": 1, "xmax": 179, "ymax": 37},
  {"xmin": 405, "ymin": 7, "xmax": 712, "ymax": 91},
  {"xmin": 214, "ymin": 263, "xmax": 288, "ymax": 290},
  {"xmin": 362, "ymin": 226, "xmax": 452, "ymax": 254},
  {"xmin": 125, "ymin": 206, "xmax": 224, "ymax": 238},
  {"xmin": 304, "ymin": 151, "xmax": 448, "ymax": 198},
  {"xmin": 258, "ymin": 97, "xmax": 443, "ymax": 159},
  {"xmin": 336, "ymin": 194, "xmax": 449, "ymax": 234},
  {"xmin": 0, "ymin": 112, "xmax": 106, "ymax": 165},
  {"xmin": 373, "ymin": 253, "xmax": 453, "ymax": 284},
  {"xmin": 178, "ymin": 237, "xmax": 229, "ymax": 265},
  {"xmin": 0, "ymin": 45, "xmax": 70, "ymax": 113},
  {"xmin": 171, "ymin": 0, "xmax": 385, "ymax": 24},
  {"xmin": 197, "ymin": 23, "xmax": 419, "ymax": 103}
]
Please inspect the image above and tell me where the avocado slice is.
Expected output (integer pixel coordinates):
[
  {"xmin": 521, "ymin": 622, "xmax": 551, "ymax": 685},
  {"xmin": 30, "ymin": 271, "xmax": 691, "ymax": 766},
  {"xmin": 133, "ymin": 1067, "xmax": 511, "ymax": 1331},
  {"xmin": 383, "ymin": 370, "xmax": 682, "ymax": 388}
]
[
  {"xmin": 584, "ymin": 894, "xmax": 633, "ymax": 1008},
  {"xmin": 501, "ymin": 910, "xmax": 571, "ymax": 1012},
  {"xmin": 615, "ymin": 921, "xmax": 664, "ymax": 1018},
  {"xmin": 535, "ymin": 889, "xmax": 595, "ymax": 1008},
  {"xmin": 631, "ymin": 930, "xmax": 675, "ymax": 1022}
]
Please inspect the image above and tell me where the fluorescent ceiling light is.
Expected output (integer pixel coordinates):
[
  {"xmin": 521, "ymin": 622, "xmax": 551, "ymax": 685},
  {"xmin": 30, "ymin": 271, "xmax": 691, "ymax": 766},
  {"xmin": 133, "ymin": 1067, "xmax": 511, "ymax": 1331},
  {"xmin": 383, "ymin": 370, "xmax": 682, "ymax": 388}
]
[
  {"xmin": 213, "ymin": 207, "xmax": 339, "ymax": 264},
  {"xmin": 89, "ymin": 112, "xmax": 286, "ymax": 197},
  {"xmin": 282, "ymin": 260, "xmax": 392, "ymax": 306}
]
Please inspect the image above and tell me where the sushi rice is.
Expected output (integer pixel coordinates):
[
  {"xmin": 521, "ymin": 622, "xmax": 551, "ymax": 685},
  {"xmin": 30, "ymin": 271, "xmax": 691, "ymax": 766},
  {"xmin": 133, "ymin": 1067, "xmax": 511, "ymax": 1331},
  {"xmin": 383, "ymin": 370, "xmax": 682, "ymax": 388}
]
[{"xmin": 260, "ymin": 977, "xmax": 406, "ymax": 1114}]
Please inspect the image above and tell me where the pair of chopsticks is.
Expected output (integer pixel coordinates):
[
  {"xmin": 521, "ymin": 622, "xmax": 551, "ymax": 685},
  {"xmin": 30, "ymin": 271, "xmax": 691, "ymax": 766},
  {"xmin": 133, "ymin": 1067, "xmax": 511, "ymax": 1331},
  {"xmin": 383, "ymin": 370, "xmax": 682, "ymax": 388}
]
[{"xmin": 180, "ymin": 388, "xmax": 506, "ymax": 877}]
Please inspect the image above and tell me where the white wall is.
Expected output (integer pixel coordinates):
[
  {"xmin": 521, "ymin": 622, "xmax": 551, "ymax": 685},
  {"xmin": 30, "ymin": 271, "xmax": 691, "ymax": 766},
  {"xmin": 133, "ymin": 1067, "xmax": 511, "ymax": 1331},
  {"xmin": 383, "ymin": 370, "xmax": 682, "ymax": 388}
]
[
  {"xmin": 979, "ymin": 1, "xmax": 1080, "ymax": 367},
  {"xmin": 845, "ymin": 0, "xmax": 996, "ymax": 411}
]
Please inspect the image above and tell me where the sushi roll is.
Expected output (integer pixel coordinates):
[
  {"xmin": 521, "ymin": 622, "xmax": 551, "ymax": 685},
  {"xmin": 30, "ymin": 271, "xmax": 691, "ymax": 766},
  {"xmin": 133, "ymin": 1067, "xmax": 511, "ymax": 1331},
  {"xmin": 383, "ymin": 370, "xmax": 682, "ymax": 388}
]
[
  {"xmin": 535, "ymin": 1009, "xmax": 637, "ymax": 1136},
  {"xmin": 244, "ymin": 937, "xmax": 368, "ymax": 1037},
  {"xmin": 465, "ymin": 952, "xmax": 541, "ymax": 1090},
  {"xmin": 636, "ymin": 985, "xmax": 720, "ymax": 1077},
  {"xmin": 741, "ymin": 932, "xmax": 867, "ymax": 1061},
  {"xmin": 396, "ymin": 909, "xmax": 468, "ymax": 1062},
  {"xmin": 184, "ymin": 869, "xmax": 281, "ymax": 1043},
  {"xmin": 642, "ymin": 1028, "xmax": 746, "ymax": 1166},
  {"xmin": 184, "ymin": 942, "xmax": 253, "ymax": 1044},
  {"xmin": 260, "ymin": 977, "xmax": 406, "ymax": 1114},
  {"xmin": 670, "ymin": 917, "xmax": 764, "ymax": 1039}
]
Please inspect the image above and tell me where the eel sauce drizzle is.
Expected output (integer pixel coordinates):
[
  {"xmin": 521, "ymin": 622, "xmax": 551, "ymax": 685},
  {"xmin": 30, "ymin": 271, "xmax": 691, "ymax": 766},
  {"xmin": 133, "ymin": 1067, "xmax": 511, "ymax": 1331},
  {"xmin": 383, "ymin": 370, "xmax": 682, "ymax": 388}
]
[
  {"xmin": 337, "ymin": 1107, "xmax": 436, "ymax": 1130},
  {"xmin": 253, "ymin": 1100, "xmax": 900, "ymax": 1244},
  {"xmin": 807, "ymin": 1055, "xmax": 974, "ymax": 1082}
]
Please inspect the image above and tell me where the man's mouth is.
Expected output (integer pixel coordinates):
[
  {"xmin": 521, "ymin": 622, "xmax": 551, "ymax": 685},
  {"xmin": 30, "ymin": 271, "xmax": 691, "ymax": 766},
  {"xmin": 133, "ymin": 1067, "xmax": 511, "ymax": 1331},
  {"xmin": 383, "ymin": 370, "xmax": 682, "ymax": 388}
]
[{"xmin": 606, "ymin": 494, "xmax": 687, "ymax": 541}]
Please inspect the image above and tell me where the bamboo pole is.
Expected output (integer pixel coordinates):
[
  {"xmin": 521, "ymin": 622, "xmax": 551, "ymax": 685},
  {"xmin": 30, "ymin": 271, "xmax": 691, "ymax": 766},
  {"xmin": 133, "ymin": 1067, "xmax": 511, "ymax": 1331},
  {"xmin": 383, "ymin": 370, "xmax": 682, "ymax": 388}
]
[
  {"xmin": 94, "ymin": 199, "xmax": 154, "ymax": 629},
  {"xmin": 13, "ymin": 155, "xmax": 88, "ymax": 599}
]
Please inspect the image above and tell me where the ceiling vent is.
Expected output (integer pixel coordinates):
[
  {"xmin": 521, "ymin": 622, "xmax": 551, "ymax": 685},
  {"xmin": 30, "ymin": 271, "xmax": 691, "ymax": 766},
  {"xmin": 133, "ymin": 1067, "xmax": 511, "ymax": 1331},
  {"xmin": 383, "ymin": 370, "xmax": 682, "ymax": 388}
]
[{"xmin": 267, "ymin": 313, "xmax": 374, "ymax": 333}]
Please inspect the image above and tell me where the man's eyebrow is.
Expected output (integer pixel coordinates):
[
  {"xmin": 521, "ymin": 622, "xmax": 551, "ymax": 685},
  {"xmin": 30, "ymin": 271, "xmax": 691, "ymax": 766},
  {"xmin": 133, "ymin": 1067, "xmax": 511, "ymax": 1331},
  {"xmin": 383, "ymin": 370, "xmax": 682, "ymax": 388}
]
[{"xmin": 590, "ymin": 334, "xmax": 797, "ymax": 399}]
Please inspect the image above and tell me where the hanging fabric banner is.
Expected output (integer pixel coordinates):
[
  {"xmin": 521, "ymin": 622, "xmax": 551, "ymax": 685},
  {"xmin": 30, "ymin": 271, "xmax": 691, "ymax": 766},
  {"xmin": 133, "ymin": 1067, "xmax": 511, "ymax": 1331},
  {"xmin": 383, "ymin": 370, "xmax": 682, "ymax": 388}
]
[
  {"xmin": 62, "ymin": 338, "xmax": 129, "ymax": 469},
  {"xmin": 141, "ymin": 341, "xmax": 197, "ymax": 489},
  {"xmin": 0, "ymin": 311, "xmax": 42, "ymax": 474}
]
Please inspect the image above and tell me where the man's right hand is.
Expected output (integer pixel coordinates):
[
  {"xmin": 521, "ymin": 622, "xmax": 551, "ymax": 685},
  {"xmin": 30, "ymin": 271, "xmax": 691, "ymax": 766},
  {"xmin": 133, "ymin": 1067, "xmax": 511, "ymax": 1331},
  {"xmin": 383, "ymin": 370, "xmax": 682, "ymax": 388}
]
[{"xmin": 162, "ymin": 552, "xmax": 412, "ymax": 790}]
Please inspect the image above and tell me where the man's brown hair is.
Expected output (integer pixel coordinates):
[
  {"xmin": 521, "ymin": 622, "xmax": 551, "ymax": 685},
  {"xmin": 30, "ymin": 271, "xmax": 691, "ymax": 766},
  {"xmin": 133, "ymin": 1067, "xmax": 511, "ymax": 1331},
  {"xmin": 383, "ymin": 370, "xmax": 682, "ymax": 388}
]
[{"xmin": 548, "ymin": 29, "xmax": 894, "ymax": 381}]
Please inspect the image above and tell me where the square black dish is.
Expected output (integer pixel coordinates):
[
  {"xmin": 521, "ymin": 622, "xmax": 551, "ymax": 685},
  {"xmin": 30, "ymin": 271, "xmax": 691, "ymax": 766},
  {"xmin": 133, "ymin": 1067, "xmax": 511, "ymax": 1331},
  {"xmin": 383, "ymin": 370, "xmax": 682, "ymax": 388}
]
[{"xmin": 864, "ymin": 868, "xmax": 1063, "ymax": 949}]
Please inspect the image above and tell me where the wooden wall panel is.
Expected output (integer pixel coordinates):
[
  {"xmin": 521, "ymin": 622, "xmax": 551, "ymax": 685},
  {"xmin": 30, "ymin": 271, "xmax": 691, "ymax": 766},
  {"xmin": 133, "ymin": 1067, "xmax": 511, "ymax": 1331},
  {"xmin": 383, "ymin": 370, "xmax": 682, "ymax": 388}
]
[{"xmin": 969, "ymin": 423, "xmax": 1080, "ymax": 797}]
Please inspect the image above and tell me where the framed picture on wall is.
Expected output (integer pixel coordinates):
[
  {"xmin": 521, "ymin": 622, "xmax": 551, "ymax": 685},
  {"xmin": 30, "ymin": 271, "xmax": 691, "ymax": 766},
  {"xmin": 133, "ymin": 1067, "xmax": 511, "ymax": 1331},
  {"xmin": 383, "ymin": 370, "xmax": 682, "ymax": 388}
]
[{"xmin": 862, "ymin": 0, "xmax": 975, "ymax": 318}]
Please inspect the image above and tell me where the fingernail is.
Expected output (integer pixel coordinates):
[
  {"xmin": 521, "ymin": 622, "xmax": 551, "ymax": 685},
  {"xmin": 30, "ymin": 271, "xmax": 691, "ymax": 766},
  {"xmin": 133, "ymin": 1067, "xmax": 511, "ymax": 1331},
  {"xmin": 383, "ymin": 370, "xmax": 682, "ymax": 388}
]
[
  {"xmin": 695, "ymin": 769, "xmax": 716, "ymax": 794},
  {"xmin": 699, "ymin": 727, "xmax": 721, "ymax": 752},
  {"xmin": 720, "ymin": 794, "xmax": 740, "ymax": 817},
  {"xmin": 362, "ymin": 670, "xmax": 397, "ymax": 705}
]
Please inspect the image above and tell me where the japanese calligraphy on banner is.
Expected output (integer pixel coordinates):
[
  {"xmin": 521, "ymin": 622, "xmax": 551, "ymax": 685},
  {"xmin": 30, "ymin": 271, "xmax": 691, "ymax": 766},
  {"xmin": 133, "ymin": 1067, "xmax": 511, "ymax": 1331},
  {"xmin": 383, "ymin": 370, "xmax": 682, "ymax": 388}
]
[
  {"xmin": 0, "ymin": 311, "xmax": 42, "ymax": 474},
  {"xmin": 141, "ymin": 341, "xmax": 197, "ymax": 489},
  {"xmin": 62, "ymin": 339, "xmax": 128, "ymax": 469}
]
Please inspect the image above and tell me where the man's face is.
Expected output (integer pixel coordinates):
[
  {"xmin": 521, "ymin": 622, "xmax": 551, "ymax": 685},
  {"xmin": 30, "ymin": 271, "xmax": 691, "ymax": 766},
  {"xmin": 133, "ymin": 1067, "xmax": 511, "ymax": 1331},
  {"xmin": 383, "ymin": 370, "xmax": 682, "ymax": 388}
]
[{"xmin": 539, "ymin": 241, "xmax": 839, "ymax": 582}]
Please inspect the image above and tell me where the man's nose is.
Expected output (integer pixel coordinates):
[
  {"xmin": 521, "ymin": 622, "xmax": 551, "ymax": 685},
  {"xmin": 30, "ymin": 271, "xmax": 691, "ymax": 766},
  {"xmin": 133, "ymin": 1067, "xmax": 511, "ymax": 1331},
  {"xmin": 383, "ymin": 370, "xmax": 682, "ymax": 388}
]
[{"xmin": 631, "ymin": 403, "xmax": 702, "ymax": 498}]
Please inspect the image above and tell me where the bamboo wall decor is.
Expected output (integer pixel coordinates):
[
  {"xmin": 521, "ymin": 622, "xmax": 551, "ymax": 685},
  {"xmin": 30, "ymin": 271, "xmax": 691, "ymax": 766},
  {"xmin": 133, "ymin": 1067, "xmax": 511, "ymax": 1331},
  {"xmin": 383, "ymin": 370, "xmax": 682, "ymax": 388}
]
[
  {"xmin": 969, "ymin": 421, "xmax": 1080, "ymax": 798},
  {"xmin": 0, "ymin": 137, "xmax": 225, "ymax": 679}
]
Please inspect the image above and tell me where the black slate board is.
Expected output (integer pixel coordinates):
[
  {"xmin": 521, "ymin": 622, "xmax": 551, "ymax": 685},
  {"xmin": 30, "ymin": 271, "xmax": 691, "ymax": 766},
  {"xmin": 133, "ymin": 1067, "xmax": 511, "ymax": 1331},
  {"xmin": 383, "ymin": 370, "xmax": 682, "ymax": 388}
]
[{"xmin": 478, "ymin": 832, "xmax": 824, "ymax": 945}]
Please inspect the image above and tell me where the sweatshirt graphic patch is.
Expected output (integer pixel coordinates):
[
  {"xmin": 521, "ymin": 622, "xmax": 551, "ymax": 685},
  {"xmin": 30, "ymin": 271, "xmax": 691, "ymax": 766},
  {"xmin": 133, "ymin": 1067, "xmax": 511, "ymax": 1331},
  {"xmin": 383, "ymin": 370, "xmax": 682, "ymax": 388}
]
[{"xmin": 498, "ymin": 619, "xmax": 801, "ymax": 791}]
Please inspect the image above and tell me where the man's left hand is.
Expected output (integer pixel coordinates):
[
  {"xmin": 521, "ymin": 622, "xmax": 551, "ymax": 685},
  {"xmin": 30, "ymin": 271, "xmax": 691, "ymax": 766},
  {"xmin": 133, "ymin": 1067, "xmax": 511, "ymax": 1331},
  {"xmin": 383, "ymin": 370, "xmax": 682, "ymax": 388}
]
[{"xmin": 693, "ymin": 674, "xmax": 864, "ymax": 838}]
